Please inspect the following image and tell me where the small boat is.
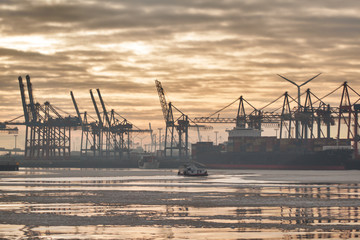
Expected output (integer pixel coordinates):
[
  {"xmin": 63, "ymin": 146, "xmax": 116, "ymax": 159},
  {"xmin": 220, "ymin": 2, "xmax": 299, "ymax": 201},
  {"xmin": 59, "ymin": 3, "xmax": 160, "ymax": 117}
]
[
  {"xmin": 138, "ymin": 155, "xmax": 160, "ymax": 169},
  {"xmin": 178, "ymin": 163, "xmax": 208, "ymax": 176}
]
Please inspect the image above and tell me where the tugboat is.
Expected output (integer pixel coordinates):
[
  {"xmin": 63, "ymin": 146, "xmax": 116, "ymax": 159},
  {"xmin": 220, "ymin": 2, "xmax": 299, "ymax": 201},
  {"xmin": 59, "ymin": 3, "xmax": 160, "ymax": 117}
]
[
  {"xmin": 178, "ymin": 162, "xmax": 208, "ymax": 176},
  {"xmin": 138, "ymin": 154, "xmax": 160, "ymax": 169}
]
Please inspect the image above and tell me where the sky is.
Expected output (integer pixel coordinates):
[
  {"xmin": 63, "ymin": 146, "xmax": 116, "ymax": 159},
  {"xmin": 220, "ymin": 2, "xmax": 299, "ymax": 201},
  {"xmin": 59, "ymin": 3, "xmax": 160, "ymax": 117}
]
[{"xmin": 1, "ymin": 0, "xmax": 360, "ymax": 148}]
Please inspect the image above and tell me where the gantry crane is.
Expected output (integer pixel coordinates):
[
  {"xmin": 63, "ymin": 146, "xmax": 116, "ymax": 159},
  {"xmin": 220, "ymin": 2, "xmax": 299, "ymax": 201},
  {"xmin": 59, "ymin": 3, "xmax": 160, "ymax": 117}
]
[
  {"xmin": 15, "ymin": 75, "xmax": 80, "ymax": 160},
  {"xmin": 155, "ymin": 80, "xmax": 188, "ymax": 159},
  {"xmin": 70, "ymin": 91, "xmax": 100, "ymax": 157},
  {"xmin": 155, "ymin": 80, "xmax": 212, "ymax": 159},
  {"xmin": 86, "ymin": 88, "xmax": 150, "ymax": 160},
  {"xmin": 277, "ymin": 73, "xmax": 322, "ymax": 139},
  {"xmin": 5, "ymin": 74, "xmax": 360, "ymax": 161},
  {"xmin": 192, "ymin": 78, "xmax": 360, "ymax": 158},
  {"xmin": 194, "ymin": 95, "xmax": 273, "ymax": 130}
]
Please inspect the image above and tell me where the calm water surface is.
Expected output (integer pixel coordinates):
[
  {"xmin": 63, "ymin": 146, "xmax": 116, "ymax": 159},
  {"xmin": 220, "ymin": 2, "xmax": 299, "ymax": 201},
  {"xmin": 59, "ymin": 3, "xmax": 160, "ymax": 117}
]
[{"xmin": 0, "ymin": 168, "xmax": 360, "ymax": 239}]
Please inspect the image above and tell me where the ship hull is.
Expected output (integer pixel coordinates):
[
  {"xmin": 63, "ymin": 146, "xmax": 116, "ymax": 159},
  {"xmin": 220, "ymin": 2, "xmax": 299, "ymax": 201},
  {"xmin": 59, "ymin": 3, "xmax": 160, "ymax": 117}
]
[
  {"xmin": 205, "ymin": 163, "xmax": 345, "ymax": 170},
  {"xmin": 194, "ymin": 149, "xmax": 354, "ymax": 170}
]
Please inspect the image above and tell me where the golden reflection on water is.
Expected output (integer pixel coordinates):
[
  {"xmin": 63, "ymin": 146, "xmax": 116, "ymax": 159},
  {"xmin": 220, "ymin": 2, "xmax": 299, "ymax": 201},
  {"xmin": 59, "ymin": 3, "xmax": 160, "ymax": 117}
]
[
  {"xmin": 0, "ymin": 202, "xmax": 360, "ymax": 227},
  {"xmin": 1, "ymin": 225, "xmax": 360, "ymax": 240},
  {"xmin": 1, "ymin": 169, "xmax": 360, "ymax": 239},
  {"xmin": 2, "ymin": 176, "xmax": 360, "ymax": 199}
]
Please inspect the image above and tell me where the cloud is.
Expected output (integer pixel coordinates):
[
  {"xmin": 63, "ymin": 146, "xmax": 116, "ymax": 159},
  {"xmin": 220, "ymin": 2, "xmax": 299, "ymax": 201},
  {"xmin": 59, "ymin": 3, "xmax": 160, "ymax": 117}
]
[{"xmin": 1, "ymin": 0, "xmax": 360, "ymax": 131}]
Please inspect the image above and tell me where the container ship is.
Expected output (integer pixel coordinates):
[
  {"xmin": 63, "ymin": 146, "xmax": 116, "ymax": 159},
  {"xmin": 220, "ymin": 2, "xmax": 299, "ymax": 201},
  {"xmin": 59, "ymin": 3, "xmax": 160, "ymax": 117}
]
[{"xmin": 192, "ymin": 127, "xmax": 358, "ymax": 170}]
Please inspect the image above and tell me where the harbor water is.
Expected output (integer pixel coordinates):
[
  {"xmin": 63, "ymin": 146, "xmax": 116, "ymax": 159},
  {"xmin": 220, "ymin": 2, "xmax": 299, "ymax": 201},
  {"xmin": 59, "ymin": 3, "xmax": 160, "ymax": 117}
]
[{"xmin": 1, "ymin": 168, "xmax": 360, "ymax": 239}]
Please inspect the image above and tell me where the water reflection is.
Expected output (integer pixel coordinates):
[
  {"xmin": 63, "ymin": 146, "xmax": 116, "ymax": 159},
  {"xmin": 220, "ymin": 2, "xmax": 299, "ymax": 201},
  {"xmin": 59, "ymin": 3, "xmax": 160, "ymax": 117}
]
[
  {"xmin": 1, "ymin": 169, "xmax": 360, "ymax": 239},
  {"xmin": 235, "ymin": 184, "xmax": 360, "ymax": 200},
  {"xmin": 1, "ymin": 225, "xmax": 360, "ymax": 239},
  {"xmin": 2, "ymin": 176, "xmax": 360, "ymax": 199},
  {"xmin": 1, "ymin": 202, "xmax": 360, "ymax": 227}
]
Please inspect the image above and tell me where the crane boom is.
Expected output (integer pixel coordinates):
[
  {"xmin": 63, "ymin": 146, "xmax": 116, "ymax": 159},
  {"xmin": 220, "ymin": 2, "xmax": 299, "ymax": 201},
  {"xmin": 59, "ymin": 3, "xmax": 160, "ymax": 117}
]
[
  {"xmin": 70, "ymin": 91, "xmax": 82, "ymax": 124},
  {"xmin": 155, "ymin": 80, "xmax": 169, "ymax": 122},
  {"xmin": 18, "ymin": 76, "xmax": 29, "ymax": 123},
  {"xmin": 46, "ymin": 102, "xmax": 63, "ymax": 119},
  {"xmin": 26, "ymin": 75, "xmax": 37, "ymax": 122},
  {"xmin": 96, "ymin": 89, "xmax": 111, "ymax": 127},
  {"xmin": 90, "ymin": 89, "xmax": 103, "ymax": 127}
]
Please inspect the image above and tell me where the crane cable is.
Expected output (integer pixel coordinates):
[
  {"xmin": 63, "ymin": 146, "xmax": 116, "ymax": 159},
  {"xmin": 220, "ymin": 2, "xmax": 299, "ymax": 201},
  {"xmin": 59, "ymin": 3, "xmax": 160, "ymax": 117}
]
[
  {"xmin": 6, "ymin": 115, "xmax": 24, "ymax": 123},
  {"xmin": 312, "ymin": 84, "xmax": 343, "ymax": 105},
  {"xmin": 310, "ymin": 91, "xmax": 327, "ymax": 106},
  {"xmin": 258, "ymin": 93, "xmax": 285, "ymax": 111},
  {"xmin": 206, "ymin": 97, "xmax": 240, "ymax": 118},
  {"xmin": 347, "ymin": 85, "xmax": 360, "ymax": 105},
  {"xmin": 242, "ymin": 97, "xmax": 257, "ymax": 111},
  {"xmin": 268, "ymin": 92, "xmax": 304, "ymax": 114}
]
